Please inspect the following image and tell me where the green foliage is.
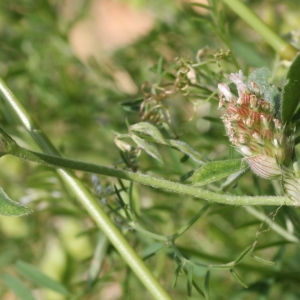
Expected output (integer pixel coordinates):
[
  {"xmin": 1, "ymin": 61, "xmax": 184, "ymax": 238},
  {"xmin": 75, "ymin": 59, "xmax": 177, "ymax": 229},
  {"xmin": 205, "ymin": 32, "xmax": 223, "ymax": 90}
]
[
  {"xmin": 1, "ymin": 0, "xmax": 300, "ymax": 300},
  {"xmin": 191, "ymin": 159, "xmax": 246, "ymax": 186},
  {"xmin": 15, "ymin": 260, "xmax": 70, "ymax": 295},
  {"xmin": 0, "ymin": 188, "xmax": 30, "ymax": 216},
  {"xmin": 281, "ymin": 53, "xmax": 300, "ymax": 123}
]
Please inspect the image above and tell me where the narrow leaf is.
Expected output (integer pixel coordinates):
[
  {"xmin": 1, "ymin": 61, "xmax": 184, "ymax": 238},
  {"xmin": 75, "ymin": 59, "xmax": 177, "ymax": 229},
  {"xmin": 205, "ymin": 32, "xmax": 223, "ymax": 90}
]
[
  {"xmin": 87, "ymin": 233, "xmax": 109, "ymax": 288},
  {"xmin": 168, "ymin": 139, "xmax": 208, "ymax": 164},
  {"xmin": 234, "ymin": 245, "xmax": 255, "ymax": 265},
  {"xmin": 0, "ymin": 188, "xmax": 31, "ymax": 216},
  {"xmin": 186, "ymin": 266, "xmax": 193, "ymax": 297},
  {"xmin": 142, "ymin": 243, "xmax": 168, "ymax": 260},
  {"xmin": 2, "ymin": 273, "xmax": 36, "ymax": 300},
  {"xmin": 230, "ymin": 269, "xmax": 248, "ymax": 288},
  {"xmin": 251, "ymin": 255, "xmax": 276, "ymax": 266},
  {"xmin": 204, "ymin": 270, "xmax": 210, "ymax": 300},
  {"xmin": 130, "ymin": 134, "xmax": 162, "ymax": 163},
  {"xmin": 15, "ymin": 260, "xmax": 70, "ymax": 295},
  {"xmin": 121, "ymin": 99, "xmax": 143, "ymax": 112},
  {"xmin": 171, "ymin": 265, "xmax": 182, "ymax": 288},
  {"xmin": 281, "ymin": 53, "xmax": 300, "ymax": 123},
  {"xmin": 191, "ymin": 159, "xmax": 245, "ymax": 186}
]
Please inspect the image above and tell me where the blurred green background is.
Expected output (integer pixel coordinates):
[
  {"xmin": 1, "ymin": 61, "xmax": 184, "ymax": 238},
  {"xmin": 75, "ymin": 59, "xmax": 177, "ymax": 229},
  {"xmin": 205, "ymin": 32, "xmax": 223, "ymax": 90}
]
[{"xmin": 1, "ymin": 0, "xmax": 300, "ymax": 299}]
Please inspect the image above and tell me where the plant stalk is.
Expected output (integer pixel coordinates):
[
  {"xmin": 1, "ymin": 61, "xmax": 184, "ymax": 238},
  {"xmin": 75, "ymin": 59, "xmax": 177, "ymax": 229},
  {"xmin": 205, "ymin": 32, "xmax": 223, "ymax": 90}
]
[
  {"xmin": 0, "ymin": 78, "xmax": 172, "ymax": 300},
  {"xmin": 10, "ymin": 145, "xmax": 294, "ymax": 206},
  {"xmin": 221, "ymin": 0, "xmax": 298, "ymax": 60}
]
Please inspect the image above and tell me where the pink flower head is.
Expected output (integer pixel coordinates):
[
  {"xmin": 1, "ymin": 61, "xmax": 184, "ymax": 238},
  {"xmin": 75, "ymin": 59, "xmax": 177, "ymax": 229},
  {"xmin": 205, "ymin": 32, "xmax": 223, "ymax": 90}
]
[{"xmin": 218, "ymin": 71, "xmax": 294, "ymax": 179}]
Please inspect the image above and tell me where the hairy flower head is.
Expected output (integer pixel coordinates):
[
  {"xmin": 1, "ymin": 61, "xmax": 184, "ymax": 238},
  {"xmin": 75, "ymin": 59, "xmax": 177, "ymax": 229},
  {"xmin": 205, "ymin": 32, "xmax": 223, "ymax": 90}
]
[{"xmin": 218, "ymin": 70, "xmax": 294, "ymax": 179}]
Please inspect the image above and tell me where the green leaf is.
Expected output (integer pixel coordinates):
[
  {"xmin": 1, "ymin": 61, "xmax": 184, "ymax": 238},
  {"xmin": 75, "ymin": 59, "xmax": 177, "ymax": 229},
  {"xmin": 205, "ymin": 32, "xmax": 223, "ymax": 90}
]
[
  {"xmin": 130, "ymin": 134, "xmax": 163, "ymax": 163},
  {"xmin": 168, "ymin": 139, "xmax": 208, "ymax": 164},
  {"xmin": 171, "ymin": 264, "xmax": 182, "ymax": 288},
  {"xmin": 129, "ymin": 122, "xmax": 208, "ymax": 164},
  {"xmin": 0, "ymin": 188, "xmax": 31, "ymax": 216},
  {"xmin": 15, "ymin": 260, "xmax": 70, "ymax": 295},
  {"xmin": 248, "ymin": 67, "xmax": 281, "ymax": 114},
  {"xmin": 130, "ymin": 122, "xmax": 165, "ymax": 144},
  {"xmin": 186, "ymin": 265, "xmax": 193, "ymax": 297},
  {"xmin": 281, "ymin": 53, "xmax": 300, "ymax": 123},
  {"xmin": 191, "ymin": 159, "xmax": 245, "ymax": 186},
  {"xmin": 142, "ymin": 243, "xmax": 168, "ymax": 260},
  {"xmin": 234, "ymin": 244, "xmax": 255, "ymax": 265},
  {"xmin": 121, "ymin": 99, "xmax": 143, "ymax": 112},
  {"xmin": 2, "ymin": 273, "xmax": 36, "ymax": 300},
  {"xmin": 87, "ymin": 233, "xmax": 109, "ymax": 289},
  {"xmin": 251, "ymin": 255, "xmax": 276, "ymax": 266},
  {"xmin": 230, "ymin": 269, "xmax": 248, "ymax": 288},
  {"xmin": 282, "ymin": 168, "xmax": 300, "ymax": 205},
  {"xmin": 204, "ymin": 270, "xmax": 210, "ymax": 300}
]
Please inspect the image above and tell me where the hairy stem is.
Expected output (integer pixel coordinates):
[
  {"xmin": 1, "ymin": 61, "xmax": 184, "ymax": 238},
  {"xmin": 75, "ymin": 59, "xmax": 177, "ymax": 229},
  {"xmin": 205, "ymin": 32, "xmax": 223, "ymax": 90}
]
[{"xmin": 11, "ymin": 145, "xmax": 294, "ymax": 206}]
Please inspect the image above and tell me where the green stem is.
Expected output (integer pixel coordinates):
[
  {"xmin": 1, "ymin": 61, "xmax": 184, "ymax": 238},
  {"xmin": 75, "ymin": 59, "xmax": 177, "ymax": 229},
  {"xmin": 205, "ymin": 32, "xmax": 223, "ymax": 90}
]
[
  {"xmin": 0, "ymin": 78, "xmax": 172, "ymax": 300},
  {"xmin": 11, "ymin": 145, "xmax": 294, "ymax": 206},
  {"xmin": 221, "ymin": 0, "xmax": 298, "ymax": 60}
]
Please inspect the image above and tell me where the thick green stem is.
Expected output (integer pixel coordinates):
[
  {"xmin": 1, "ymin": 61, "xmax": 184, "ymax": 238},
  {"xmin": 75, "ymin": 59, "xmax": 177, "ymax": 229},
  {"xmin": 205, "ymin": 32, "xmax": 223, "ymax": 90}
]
[
  {"xmin": 11, "ymin": 145, "xmax": 294, "ymax": 206},
  {"xmin": 221, "ymin": 0, "xmax": 298, "ymax": 60},
  {"xmin": 0, "ymin": 78, "xmax": 172, "ymax": 300}
]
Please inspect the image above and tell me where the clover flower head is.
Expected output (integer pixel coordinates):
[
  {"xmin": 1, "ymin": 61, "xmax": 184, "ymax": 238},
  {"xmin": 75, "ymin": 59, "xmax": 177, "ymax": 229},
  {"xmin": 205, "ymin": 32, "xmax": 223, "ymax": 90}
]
[{"xmin": 218, "ymin": 71, "xmax": 294, "ymax": 179}]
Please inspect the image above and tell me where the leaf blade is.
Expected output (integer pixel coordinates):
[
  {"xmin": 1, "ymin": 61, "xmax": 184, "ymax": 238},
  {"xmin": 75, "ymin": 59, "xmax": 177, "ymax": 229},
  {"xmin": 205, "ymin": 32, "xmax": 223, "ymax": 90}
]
[
  {"xmin": 0, "ymin": 188, "xmax": 31, "ymax": 216},
  {"xmin": 1, "ymin": 273, "xmax": 36, "ymax": 300},
  {"xmin": 191, "ymin": 159, "xmax": 245, "ymax": 186},
  {"xmin": 15, "ymin": 260, "xmax": 70, "ymax": 295},
  {"xmin": 281, "ymin": 53, "xmax": 300, "ymax": 123}
]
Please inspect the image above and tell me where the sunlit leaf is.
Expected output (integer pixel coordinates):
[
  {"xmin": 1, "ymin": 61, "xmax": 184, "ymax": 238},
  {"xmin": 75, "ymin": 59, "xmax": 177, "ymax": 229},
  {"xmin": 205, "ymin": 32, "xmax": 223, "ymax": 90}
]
[
  {"xmin": 0, "ymin": 188, "xmax": 31, "ymax": 216},
  {"xmin": 191, "ymin": 159, "xmax": 245, "ymax": 186},
  {"xmin": 15, "ymin": 260, "xmax": 70, "ymax": 295},
  {"xmin": 281, "ymin": 53, "xmax": 300, "ymax": 123}
]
